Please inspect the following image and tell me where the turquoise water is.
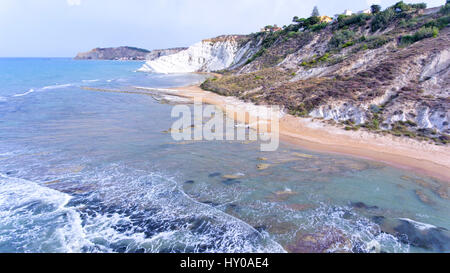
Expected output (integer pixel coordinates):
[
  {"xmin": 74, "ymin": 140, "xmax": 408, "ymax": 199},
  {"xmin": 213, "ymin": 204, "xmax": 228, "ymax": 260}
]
[{"xmin": 0, "ymin": 58, "xmax": 448, "ymax": 253}]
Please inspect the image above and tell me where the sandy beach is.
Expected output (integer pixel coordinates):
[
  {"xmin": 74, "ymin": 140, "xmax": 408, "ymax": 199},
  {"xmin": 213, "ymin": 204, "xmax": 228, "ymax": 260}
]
[{"xmin": 160, "ymin": 84, "xmax": 450, "ymax": 184}]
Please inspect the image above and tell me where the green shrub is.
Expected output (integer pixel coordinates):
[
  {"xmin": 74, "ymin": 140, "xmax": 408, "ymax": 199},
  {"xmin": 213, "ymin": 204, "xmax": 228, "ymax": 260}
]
[
  {"xmin": 329, "ymin": 30, "xmax": 356, "ymax": 49},
  {"xmin": 317, "ymin": 53, "xmax": 330, "ymax": 62},
  {"xmin": 399, "ymin": 17, "xmax": 419, "ymax": 29},
  {"xmin": 410, "ymin": 3, "xmax": 426, "ymax": 9},
  {"xmin": 393, "ymin": 1, "xmax": 412, "ymax": 12},
  {"xmin": 337, "ymin": 13, "xmax": 371, "ymax": 29},
  {"xmin": 310, "ymin": 22, "xmax": 328, "ymax": 32},
  {"xmin": 300, "ymin": 53, "xmax": 331, "ymax": 67},
  {"xmin": 289, "ymin": 104, "xmax": 310, "ymax": 117},
  {"xmin": 296, "ymin": 16, "xmax": 321, "ymax": 29},
  {"xmin": 400, "ymin": 26, "xmax": 439, "ymax": 46},
  {"xmin": 245, "ymin": 48, "xmax": 266, "ymax": 64},
  {"xmin": 342, "ymin": 41, "xmax": 355, "ymax": 48},
  {"xmin": 441, "ymin": 4, "xmax": 450, "ymax": 15},
  {"xmin": 287, "ymin": 31, "xmax": 298, "ymax": 38},
  {"xmin": 371, "ymin": 8, "xmax": 396, "ymax": 32},
  {"xmin": 366, "ymin": 35, "xmax": 390, "ymax": 49},
  {"xmin": 425, "ymin": 15, "xmax": 450, "ymax": 30}
]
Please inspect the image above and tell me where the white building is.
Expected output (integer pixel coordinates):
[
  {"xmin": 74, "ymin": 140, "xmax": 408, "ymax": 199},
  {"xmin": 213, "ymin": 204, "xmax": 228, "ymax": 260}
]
[
  {"xmin": 343, "ymin": 9, "xmax": 353, "ymax": 16},
  {"xmin": 358, "ymin": 8, "xmax": 372, "ymax": 14}
]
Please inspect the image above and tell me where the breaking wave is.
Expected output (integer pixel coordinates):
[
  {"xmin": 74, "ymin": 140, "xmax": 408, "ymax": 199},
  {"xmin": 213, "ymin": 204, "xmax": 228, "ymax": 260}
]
[
  {"xmin": 13, "ymin": 89, "xmax": 35, "ymax": 97},
  {"xmin": 0, "ymin": 165, "xmax": 285, "ymax": 253},
  {"xmin": 41, "ymin": 83, "xmax": 73, "ymax": 90},
  {"xmin": 0, "ymin": 173, "xmax": 89, "ymax": 252}
]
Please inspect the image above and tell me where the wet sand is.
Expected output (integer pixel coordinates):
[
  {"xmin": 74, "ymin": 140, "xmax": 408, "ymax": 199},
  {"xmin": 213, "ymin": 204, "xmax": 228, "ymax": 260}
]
[{"xmin": 138, "ymin": 84, "xmax": 450, "ymax": 184}]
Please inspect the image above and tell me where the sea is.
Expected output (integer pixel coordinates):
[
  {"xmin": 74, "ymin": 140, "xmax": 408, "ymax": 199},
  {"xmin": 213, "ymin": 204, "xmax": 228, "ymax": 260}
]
[{"xmin": 0, "ymin": 58, "xmax": 448, "ymax": 253}]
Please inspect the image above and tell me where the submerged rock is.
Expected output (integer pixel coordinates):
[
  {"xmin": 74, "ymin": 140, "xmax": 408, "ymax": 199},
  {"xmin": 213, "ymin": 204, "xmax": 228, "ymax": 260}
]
[
  {"xmin": 435, "ymin": 185, "xmax": 449, "ymax": 199},
  {"xmin": 292, "ymin": 152, "xmax": 314, "ymax": 158},
  {"xmin": 200, "ymin": 201, "xmax": 221, "ymax": 207},
  {"xmin": 373, "ymin": 216, "xmax": 450, "ymax": 252},
  {"xmin": 222, "ymin": 173, "xmax": 245, "ymax": 179},
  {"xmin": 256, "ymin": 163, "xmax": 271, "ymax": 170},
  {"xmin": 285, "ymin": 203, "xmax": 316, "ymax": 211},
  {"xmin": 394, "ymin": 218, "xmax": 450, "ymax": 252},
  {"xmin": 286, "ymin": 228, "xmax": 352, "ymax": 253},
  {"xmin": 44, "ymin": 179, "xmax": 62, "ymax": 185},
  {"xmin": 225, "ymin": 203, "xmax": 240, "ymax": 214},
  {"xmin": 415, "ymin": 189, "xmax": 434, "ymax": 204},
  {"xmin": 253, "ymin": 225, "xmax": 267, "ymax": 233},
  {"xmin": 350, "ymin": 201, "xmax": 379, "ymax": 210},
  {"xmin": 208, "ymin": 172, "xmax": 221, "ymax": 178},
  {"xmin": 266, "ymin": 188, "xmax": 298, "ymax": 202},
  {"xmin": 221, "ymin": 179, "xmax": 242, "ymax": 185},
  {"xmin": 400, "ymin": 175, "xmax": 448, "ymax": 200}
]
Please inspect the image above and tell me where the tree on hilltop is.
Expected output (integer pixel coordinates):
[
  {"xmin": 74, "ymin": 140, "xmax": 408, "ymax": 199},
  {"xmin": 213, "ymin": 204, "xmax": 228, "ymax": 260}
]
[
  {"xmin": 371, "ymin": 4, "xmax": 382, "ymax": 13},
  {"xmin": 311, "ymin": 6, "xmax": 320, "ymax": 17}
]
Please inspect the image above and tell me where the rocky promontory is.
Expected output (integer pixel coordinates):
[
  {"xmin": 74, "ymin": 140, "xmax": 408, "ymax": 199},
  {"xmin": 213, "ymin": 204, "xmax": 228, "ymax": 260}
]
[{"xmin": 74, "ymin": 46, "xmax": 186, "ymax": 61}]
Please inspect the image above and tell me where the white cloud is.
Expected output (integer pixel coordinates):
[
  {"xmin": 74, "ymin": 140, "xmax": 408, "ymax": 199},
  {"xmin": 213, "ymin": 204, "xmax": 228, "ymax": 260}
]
[{"xmin": 67, "ymin": 0, "xmax": 81, "ymax": 6}]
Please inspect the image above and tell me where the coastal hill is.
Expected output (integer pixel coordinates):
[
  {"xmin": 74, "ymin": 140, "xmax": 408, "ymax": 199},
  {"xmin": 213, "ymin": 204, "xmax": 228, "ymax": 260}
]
[
  {"xmin": 74, "ymin": 46, "xmax": 186, "ymax": 61},
  {"xmin": 140, "ymin": 2, "xmax": 450, "ymax": 145}
]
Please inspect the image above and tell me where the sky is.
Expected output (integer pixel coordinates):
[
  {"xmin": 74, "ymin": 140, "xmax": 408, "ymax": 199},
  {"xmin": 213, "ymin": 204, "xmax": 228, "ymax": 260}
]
[{"xmin": 0, "ymin": 0, "xmax": 446, "ymax": 57}]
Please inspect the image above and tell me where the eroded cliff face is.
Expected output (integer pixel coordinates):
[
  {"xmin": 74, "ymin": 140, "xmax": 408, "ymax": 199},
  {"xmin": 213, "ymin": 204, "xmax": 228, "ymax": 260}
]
[
  {"xmin": 142, "ymin": 5, "xmax": 450, "ymax": 143},
  {"xmin": 145, "ymin": 47, "xmax": 188, "ymax": 61},
  {"xmin": 293, "ymin": 29, "xmax": 450, "ymax": 136},
  {"xmin": 138, "ymin": 35, "xmax": 260, "ymax": 73}
]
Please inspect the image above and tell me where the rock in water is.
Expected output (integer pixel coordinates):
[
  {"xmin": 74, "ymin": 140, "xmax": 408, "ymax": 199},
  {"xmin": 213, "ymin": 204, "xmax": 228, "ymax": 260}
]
[
  {"xmin": 394, "ymin": 218, "xmax": 450, "ymax": 252},
  {"xmin": 350, "ymin": 201, "xmax": 379, "ymax": 210},
  {"xmin": 374, "ymin": 216, "xmax": 450, "ymax": 252},
  {"xmin": 286, "ymin": 228, "xmax": 352, "ymax": 253},
  {"xmin": 256, "ymin": 163, "xmax": 271, "ymax": 170}
]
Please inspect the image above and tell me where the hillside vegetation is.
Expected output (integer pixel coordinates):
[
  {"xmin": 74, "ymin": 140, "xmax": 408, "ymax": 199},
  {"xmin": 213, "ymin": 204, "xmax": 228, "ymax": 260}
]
[{"xmin": 201, "ymin": 2, "xmax": 450, "ymax": 144}]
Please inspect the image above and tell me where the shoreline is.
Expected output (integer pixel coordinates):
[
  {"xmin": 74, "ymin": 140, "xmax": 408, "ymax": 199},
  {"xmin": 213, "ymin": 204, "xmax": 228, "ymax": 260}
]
[
  {"xmin": 132, "ymin": 82, "xmax": 450, "ymax": 183},
  {"xmin": 163, "ymin": 84, "xmax": 450, "ymax": 184}
]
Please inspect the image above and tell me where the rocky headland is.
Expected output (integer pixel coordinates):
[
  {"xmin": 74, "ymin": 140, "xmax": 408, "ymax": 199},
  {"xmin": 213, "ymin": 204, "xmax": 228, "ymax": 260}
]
[{"xmin": 74, "ymin": 46, "xmax": 186, "ymax": 61}]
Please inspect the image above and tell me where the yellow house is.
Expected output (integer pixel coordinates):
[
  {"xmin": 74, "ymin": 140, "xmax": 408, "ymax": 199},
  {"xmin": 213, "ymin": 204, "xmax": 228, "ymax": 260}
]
[{"xmin": 318, "ymin": 16, "xmax": 333, "ymax": 23}]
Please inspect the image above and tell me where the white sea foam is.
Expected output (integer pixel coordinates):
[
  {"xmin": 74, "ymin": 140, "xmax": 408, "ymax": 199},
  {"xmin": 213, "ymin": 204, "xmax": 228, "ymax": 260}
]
[
  {"xmin": 82, "ymin": 79, "xmax": 100, "ymax": 83},
  {"xmin": 0, "ymin": 164, "xmax": 287, "ymax": 253},
  {"xmin": 0, "ymin": 96, "xmax": 6, "ymax": 102},
  {"xmin": 0, "ymin": 174, "xmax": 89, "ymax": 252},
  {"xmin": 71, "ymin": 165, "xmax": 286, "ymax": 253},
  {"xmin": 281, "ymin": 203, "xmax": 408, "ymax": 253},
  {"xmin": 13, "ymin": 89, "xmax": 35, "ymax": 97},
  {"xmin": 399, "ymin": 218, "xmax": 437, "ymax": 231},
  {"xmin": 42, "ymin": 83, "xmax": 73, "ymax": 90}
]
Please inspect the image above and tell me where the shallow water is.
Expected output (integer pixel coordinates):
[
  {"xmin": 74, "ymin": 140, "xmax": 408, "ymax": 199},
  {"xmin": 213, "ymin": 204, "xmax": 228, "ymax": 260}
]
[{"xmin": 0, "ymin": 58, "xmax": 448, "ymax": 253}]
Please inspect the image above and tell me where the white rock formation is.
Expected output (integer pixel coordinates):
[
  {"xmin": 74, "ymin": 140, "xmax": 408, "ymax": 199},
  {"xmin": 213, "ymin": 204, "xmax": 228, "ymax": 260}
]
[
  {"xmin": 138, "ymin": 36, "xmax": 251, "ymax": 74},
  {"xmin": 309, "ymin": 102, "xmax": 367, "ymax": 124}
]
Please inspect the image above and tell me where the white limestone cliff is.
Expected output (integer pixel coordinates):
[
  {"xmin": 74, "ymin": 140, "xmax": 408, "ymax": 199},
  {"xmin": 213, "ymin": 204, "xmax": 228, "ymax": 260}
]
[{"xmin": 138, "ymin": 36, "xmax": 252, "ymax": 74}]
